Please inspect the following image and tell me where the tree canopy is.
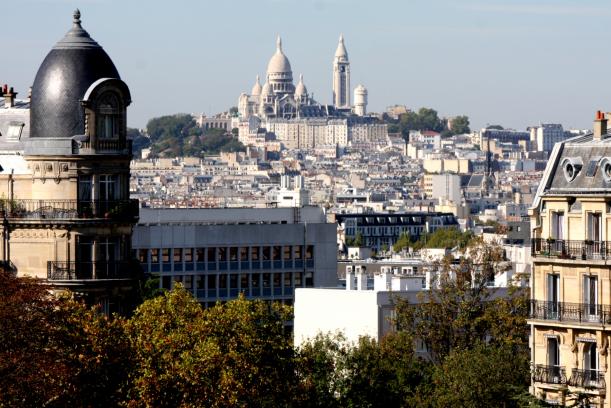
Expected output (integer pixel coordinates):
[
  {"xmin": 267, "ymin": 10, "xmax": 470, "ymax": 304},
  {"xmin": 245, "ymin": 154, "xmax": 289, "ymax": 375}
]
[{"xmin": 145, "ymin": 114, "xmax": 244, "ymax": 158}]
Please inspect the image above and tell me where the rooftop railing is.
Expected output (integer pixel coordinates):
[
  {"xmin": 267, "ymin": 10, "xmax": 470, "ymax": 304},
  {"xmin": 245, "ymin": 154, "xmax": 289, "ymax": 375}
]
[
  {"xmin": 531, "ymin": 238, "xmax": 611, "ymax": 260},
  {"xmin": 47, "ymin": 261, "xmax": 135, "ymax": 281},
  {"xmin": 0, "ymin": 199, "xmax": 139, "ymax": 221},
  {"xmin": 529, "ymin": 300, "xmax": 611, "ymax": 325}
]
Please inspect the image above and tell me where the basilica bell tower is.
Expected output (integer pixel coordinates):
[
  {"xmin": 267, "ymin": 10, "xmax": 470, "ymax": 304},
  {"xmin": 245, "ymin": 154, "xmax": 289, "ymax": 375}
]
[{"xmin": 332, "ymin": 34, "xmax": 350, "ymax": 108}]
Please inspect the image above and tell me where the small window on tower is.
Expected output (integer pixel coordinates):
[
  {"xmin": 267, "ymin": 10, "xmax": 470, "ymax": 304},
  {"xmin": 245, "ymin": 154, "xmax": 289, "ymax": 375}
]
[{"xmin": 96, "ymin": 92, "xmax": 120, "ymax": 139}]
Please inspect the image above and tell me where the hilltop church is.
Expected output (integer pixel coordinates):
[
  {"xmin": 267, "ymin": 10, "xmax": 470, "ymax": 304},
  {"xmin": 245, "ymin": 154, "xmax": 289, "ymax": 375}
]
[{"xmin": 238, "ymin": 35, "xmax": 366, "ymax": 120}]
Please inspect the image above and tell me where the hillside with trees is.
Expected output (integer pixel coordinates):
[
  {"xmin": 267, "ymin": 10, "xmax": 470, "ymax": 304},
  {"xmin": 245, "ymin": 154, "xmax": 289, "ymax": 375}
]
[{"xmin": 130, "ymin": 114, "xmax": 245, "ymax": 158}]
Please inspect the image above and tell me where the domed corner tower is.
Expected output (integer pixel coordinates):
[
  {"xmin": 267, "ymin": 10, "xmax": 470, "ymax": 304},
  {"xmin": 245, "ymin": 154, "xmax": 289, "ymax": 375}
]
[{"xmin": 10, "ymin": 10, "xmax": 139, "ymax": 315}]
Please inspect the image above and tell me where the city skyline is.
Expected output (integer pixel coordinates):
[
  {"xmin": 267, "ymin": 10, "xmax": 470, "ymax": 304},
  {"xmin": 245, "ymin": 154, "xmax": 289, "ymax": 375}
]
[{"xmin": 3, "ymin": 0, "xmax": 611, "ymax": 130}]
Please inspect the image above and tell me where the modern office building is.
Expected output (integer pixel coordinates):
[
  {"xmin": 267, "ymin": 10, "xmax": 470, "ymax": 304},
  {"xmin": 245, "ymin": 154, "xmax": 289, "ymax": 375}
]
[
  {"xmin": 528, "ymin": 112, "xmax": 611, "ymax": 406},
  {"xmin": 132, "ymin": 207, "xmax": 337, "ymax": 306},
  {"xmin": 0, "ymin": 10, "xmax": 139, "ymax": 314}
]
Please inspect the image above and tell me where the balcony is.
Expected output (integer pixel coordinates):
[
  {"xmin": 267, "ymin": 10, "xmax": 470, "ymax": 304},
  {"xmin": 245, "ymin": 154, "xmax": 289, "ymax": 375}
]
[
  {"xmin": 0, "ymin": 199, "xmax": 139, "ymax": 221},
  {"xmin": 47, "ymin": 261, "xmax": 135, "ymax": 281},
  {"xmin": 531, "ymin": 238, "xmax": 611, "ymax": 260},
  {"xmin": 530, "ymin": 300, "xmax": 611, "ymax": 325},
  {"xmin": 568, "ymin": 369, "xmax": 606, "ymax": 390},
  {"xmin": 72, "ymin": 138, "xmax": 132, "ymax": 155},
  {"xmin": 533, "ymin": 364, "xmax": 567, "ymax": 385}
]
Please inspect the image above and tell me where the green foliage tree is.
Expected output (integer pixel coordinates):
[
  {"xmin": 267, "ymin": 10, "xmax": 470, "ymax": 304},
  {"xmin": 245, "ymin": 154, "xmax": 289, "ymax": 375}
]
[
  {"xmin": 393, "ymin": 231, "xmax": 413, "ymax": 252},
  {"xmin": 414, "ymin": 227, "xmax": 474, "ymax": 250},
  {"xmin": 396, "ymin": 238, "xmax": 528, "ymax": 363},
  {"xmin": 449, "ymin": 115, "xmax": 470, "ymax": 135},
  {"xmin": 431, "ymin": 343, "xmax": 530, "ymax": 408},
  {"xmin": 296, "ymin": 332, "xmax": 432, "ymax": 408},
  {"xmin": 0, "ymin": 270, "xmax": 132, "ymax": 407},
  {"xmin": 126, "ymin": 285, "xmax": 295, "ymax": 407}
]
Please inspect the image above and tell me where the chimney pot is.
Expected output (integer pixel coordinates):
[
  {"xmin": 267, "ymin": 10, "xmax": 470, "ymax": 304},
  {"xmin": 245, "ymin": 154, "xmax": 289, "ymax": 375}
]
[{"xmin": 594, "ymin": 110, "xmax": 608, "ymax": 140}]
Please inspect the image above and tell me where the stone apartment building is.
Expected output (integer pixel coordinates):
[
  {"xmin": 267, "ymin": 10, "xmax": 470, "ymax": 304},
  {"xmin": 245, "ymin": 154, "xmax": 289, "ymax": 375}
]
[
  {"xmin": 529, "ymin": 112, "xmax": 611, "ymax": 406},
  {"xmin": 0, "ymin": 11, "xmax": 139, "ymax": 313}
]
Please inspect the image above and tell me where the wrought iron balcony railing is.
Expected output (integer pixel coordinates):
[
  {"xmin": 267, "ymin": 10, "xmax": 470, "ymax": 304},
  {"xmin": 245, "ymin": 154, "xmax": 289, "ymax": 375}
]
[
  {"xmin": 47, "ymin": 261, "xmax": 135, "ymax": 281},
  {"xmin": 72, "ymin": 138, "xmax": 132, "ymax": 154},
  {"xmin": 0, "ymin": 199, "xmax": 139, "ymax": 221},
  {"xmin": 529, "ymin": 300, "xmax": 611, "ymax": 324},
  {"xmin": 568, "ymin": 369, "xmax": 606, "ymax": 390},
  {"xmin": 531, "ymin": 238, "xmax": 611, "ymax": 260},
  {"xmin": 533, "ymin": 364, "xmax": 567, "ymax": 385}
]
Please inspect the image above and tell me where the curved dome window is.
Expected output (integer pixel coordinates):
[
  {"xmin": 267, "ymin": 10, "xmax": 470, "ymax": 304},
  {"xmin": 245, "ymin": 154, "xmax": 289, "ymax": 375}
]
[
  {"xmin": 562, "ymin": 157, "xmax": 583, "ymax": 183},
  {"xmin": 96, "ymin": 92, "xmax": 120, "ymax": 139}
]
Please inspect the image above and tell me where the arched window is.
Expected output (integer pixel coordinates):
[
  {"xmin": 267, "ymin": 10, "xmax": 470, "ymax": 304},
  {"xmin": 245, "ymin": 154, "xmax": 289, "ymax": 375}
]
[{"xmin": 96, "ymin": 92, "xmax": 121, "ymax": 139}]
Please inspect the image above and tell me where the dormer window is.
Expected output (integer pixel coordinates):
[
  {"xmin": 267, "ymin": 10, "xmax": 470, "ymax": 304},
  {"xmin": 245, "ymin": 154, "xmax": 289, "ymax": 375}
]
[
  {"xmin": 97, "ymin": 92, "xmax": 120, "ymax": 139},
  {"xmin": 6, "ymin": 121, "xmax": 24, "ymax": 141}
]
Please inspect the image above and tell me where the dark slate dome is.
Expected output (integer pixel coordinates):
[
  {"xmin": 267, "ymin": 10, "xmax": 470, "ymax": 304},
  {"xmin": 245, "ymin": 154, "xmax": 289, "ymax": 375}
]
[{"xmin": 30, "ymin": 10, "xmax": 120, "ymax": 138}]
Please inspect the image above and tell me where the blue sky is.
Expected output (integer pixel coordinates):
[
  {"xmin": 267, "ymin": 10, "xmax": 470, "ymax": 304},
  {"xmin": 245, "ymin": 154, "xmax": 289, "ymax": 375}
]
[{"xmin": 3, "ymin": 0, "xmax": 611, "ymax": 130}]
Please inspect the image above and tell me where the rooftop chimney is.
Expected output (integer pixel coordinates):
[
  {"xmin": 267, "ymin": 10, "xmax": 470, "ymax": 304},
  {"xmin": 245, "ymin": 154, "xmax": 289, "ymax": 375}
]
[
  {"xmin": 594, "ymin": 110, "xmax": 608, "ymax": 141},
  {"xmin": 2, "ymin": 85, "xmax": 17, "ymax": 108}
]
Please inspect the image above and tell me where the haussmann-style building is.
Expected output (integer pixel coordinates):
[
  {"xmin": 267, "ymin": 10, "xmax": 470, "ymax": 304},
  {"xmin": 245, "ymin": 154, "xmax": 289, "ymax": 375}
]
[
  {"xmin": 529, "ymin": 111, "xmax": 611, "ymax": 406},
  {"xmin": 0, "ymin": 10, "xmax": 139, "ymax": 314}
]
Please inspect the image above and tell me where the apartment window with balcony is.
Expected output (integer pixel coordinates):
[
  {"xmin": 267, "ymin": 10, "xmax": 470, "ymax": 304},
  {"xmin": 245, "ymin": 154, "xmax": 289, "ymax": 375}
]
[
  {"xmin": 548, "ymin": 337, "xmax": 561, "ymax": 380},
  {"xmin": 151, "ymin": 249, "xmax": 159, "ymax": 263},
  {"xmin": 547, "ymin": 274, "xmax": 559, "ymax": 318},
  {"xmin": 583, "ymin": 275, "xmax": 598, "ymax": 319},
  {"xmin": 173, "ymin": 248, "xmax": 182, "ymax": 263},
  {"xmin": 551, "ymin": 211, "xmax": 564, "ymax": 240},
  {"xmin": 162, "ymin": 249, "xmax": 170, "ymax": 263},
  {"xmin": 587, "ymin": 212, "xmax": 602, "ymax": 242},
  {"xmin": 99, "ymin": 174, "xmax": 119, "ymax": 201},
  {"xmin": 584, "ymin": 342, "xmax": 599, "ymax": 382},
  {"xmin": 184, "ymin": 248, "xmax": 193, "ymax": 263}
]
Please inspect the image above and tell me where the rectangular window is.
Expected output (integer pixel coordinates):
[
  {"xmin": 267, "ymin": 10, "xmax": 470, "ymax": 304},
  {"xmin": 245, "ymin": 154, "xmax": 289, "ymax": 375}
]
[
  {"xmin": 184, "ymin": 248, "xmax": 193, "ymax": 262},
  {"xmin": 548, "ymin": 337, "xmax": 560, "ymax": 368},
  {"xmin": 306, "ymin": 245, "xmax": 314, "ymax": 259},
  {"xmin": 229, "ymin": 247, "xmax": 238, "ymax": 262},
  {"xmin": 588, "ymin": 213, "xmax": 602, "ymax": 242},
  {"xmin": 251, "ymin": 247, "xmax": 260, "ymax": 261},
  {"xmin": 284, "ymin": 272, "xmax": 292, "ymax": 287},
  {"xmin": 295, "ymin": 246, "xmax": 303, "ymax": 260},
  {"xmin": 183, "ymin": 275, "xmax": 193, "ymax": 289},
  {"xmin": 99, "ymin": 174, "xmax": 119, "ymax": 201},
  {"xmin": 273, "ymin": 273, "xmax": 281, "ymax": 288},
  {"xmin": 240, "ymin": 247, "xmax": 249, "ymax": 261},
  {"xmin": 295, "ymin": 272, "xmax": 303, "ymax": 287},
  {"xmin": 196, "ymin": 275, "xmax": 204, "ymax": 289},
  {"xmin": 551, "ymin": 211, "xmax": 564, "ymax": 240},
  {"xmin": 151, "ymin": 248, "xmax": 159, "ymax": 263},
  {"xmin": 161, "ymin": 248, "xmax": 170, "ymax": 263},
  {"xmin": 173, "ymin": 248, "xmax": 182, "ymax": 263},
  {"xmin": 273, "ymin": 246, "xmax": 281, "ymax": 261},
  {"xmin": 263, "ymin": 273, "xmax": 271, "ymax": 288},
  {"xmin": 196, "ymin": 248, "xmax": 205, "ymax": 262},
  {"xmin": 207, "ymin": 275, "xmax": 216, "ymax": 289},
  {"xmin": 230, "ymin": 274, "xmax": 238, "ymax": 289},
  {"xmin": 219, "ymin": 274, "xmax": 227, "ymax": 289},
  {"xmin": 262, "ymin": 247, "xmax": 271, "ymax": 261},
  {"xmin": 305, "ymin": 272, "xmax": 313, "ymax": 287},
  {"xmin": 584, "ymin": 275, "xmax": 598, "ymax": 318},
  {"xmin": 240, "ymin": 274, "xmax": 249, "ymax": 290},
  {"xmin": 78, "ymin": 175, "xmax": 92, "ymax": 201},
  {"xmin": 207, "ymin": 247, "xmax": 217, "ymax": 262},
  {"xmin": 283, "ymin": 246, "xmax": 292, "ymax": 260},
  {"xmin": 219, "ymin": 247, "xmax": 227, "ymax": 262},
  {"xmin": 547, "ymin": 274, "xmax": 560, "ymax": 318}
]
